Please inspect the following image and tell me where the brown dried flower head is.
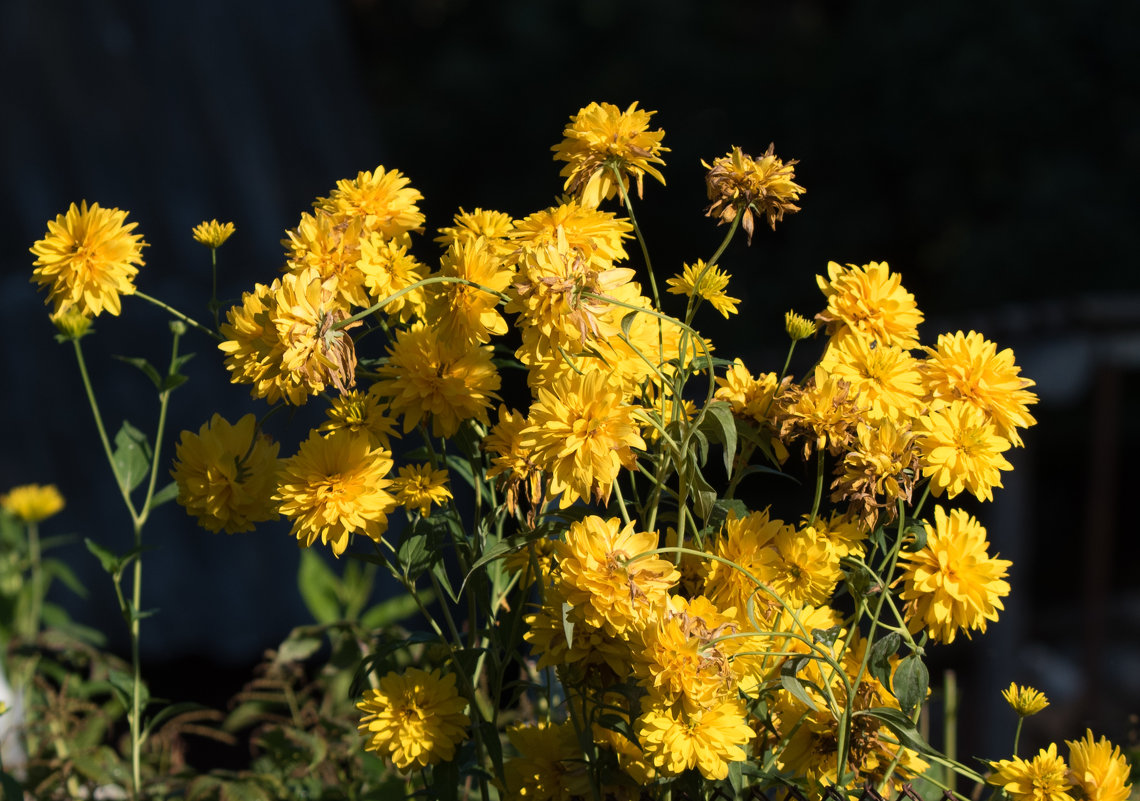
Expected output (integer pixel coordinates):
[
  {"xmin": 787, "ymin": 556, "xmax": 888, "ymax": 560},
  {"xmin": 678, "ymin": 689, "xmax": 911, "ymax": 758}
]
[{"xmin": 703, "ymin": 144, "xmax": 804, "ymax": 244}]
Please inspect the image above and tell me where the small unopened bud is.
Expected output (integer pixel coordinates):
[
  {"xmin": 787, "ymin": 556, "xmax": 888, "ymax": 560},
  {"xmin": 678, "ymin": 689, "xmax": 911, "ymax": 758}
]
[
  {"xmin": 51, "ymin": 307, "xmax": 93, "ymax": 341},
  {"xmin": 169, "ymin": 320, "xmax": 187, "ymax": 336},
  {"xmin": 785, "ymin": 310, "xmax": 817, "ymax": 341}
]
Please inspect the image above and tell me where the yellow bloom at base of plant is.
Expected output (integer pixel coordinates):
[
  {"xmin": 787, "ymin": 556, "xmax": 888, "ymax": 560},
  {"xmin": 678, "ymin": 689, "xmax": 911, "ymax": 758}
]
[
  {"xmin": 273, "ymin": 429, "xmax": 397, "ymax": 557},
  {"xmin": 556, "ymin": 516, "xmax": 678, "ymax": 635},
  {"xmin": 504, "ymin": 722, "xmax": 593, "ymax": 801},
  {"xmin": 552, "ymin": 101, "xmax": 668, "ymax": 207},
  {"xmin": 898, "ymin": 506, "xmax": 1011, "ymax": 644},
  {"xmin": 356, "ymin": 667, "xmax": 469, "ymax": 771},
  {"xmin": 372, "ymin": 323, "xmax": 501, "ymax": 438},
  {"xmin": 31, "ymin": 200, "xmax": 147, "ymax": 318},
  {"xmin": 988, "ymin": 744, "xmax": 1075, "ymax": 801},
  {"xmin": 522, "ymin": 369, "xmax": 645, "ymax": 508},
  {"xmin": 171, "ymin": 414, "xmax": 280, "ymax": 534},
  {"xmin": 1003, "ymin": 682, "xmax": 1049, "ymax": 717},
  {"xmin": 1066, "ymin": 730, "xmax": 1133, "ymax": 801},
  {"xmin": 815, "ymin": 261, "xmax": 922, "ymax": 349},
  {"xmin": 391, "ymin": 463, "xmax": 452, "ymax": 517},
  {"xmin": 191, "ymin": 219, "xmax": 235, "ymax": 248},
  {"xmin": 637, "ymin": 697, "xmax": 754, "ymax": 780},
  {"xmin": 1, "ymin": 484, "xmax": 65, "ymax": 524},
  {"xmin": 703, "ymin": 144, "xmax": 804, "ymax": 243},
  {"xmin": 916, "ymin": 399, "xmax": 1013, "ymax": 502},
  {"xmin": 666, "ymin": 260, "xmax": 740, "ymax": 318},
  {"xmin": 922, "ymin": 329, "xmax": 1038, "ymax": 447}
]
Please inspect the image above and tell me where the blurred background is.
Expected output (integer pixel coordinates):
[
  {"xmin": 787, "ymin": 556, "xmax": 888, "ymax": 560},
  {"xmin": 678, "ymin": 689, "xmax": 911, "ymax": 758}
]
[{"xmin": 2, "ymin": 0, "xmax": 1138, "ymax": 768}]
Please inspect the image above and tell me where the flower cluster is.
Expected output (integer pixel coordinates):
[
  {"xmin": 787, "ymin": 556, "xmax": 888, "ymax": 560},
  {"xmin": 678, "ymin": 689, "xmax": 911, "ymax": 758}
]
[{"xmin": 41, "ymin": 100, "xmax": 1126, "ymax": 800}]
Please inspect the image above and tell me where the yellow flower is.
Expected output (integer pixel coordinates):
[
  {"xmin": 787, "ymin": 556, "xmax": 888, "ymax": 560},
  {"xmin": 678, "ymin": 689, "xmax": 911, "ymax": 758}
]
[
  {"xmin": 483, "ymin": 405, "xmax": 541, "ymax": 517},
  {"xmin": 815, "ymin": 260, "xmax": 923, "ymax": 349},
  {"xmin": 509, "ymin": 199, "xmax": 632, "ymax": 267},
  {"xmin": 504, "ymin": 722, "xmax": 593, "ymax": 801},
  {"xmin": 1, "ymin": 484, "xmax": 65, "ymax": 524},
  {"xmin": 425, "ymin": 237, "xmax": 513, "ymax": 355},
  {"xmin": 703, "ymin": 144, "xmax": 804, "ymax": 243},
  {"xmin": 704, "ymin": 508, "xmax": 786, "ymax": 615},
  {"xmin": 522, "ymin": 370, "xmax": 646, "ymax": 507},
  {"xmin": 50, "ymin": 307, "xmax": 94, "ymax": 340},
  {"xmin": 714, "ymin": 359, "xmax": 784, "ymax": 426},
  {"xmin": 1066, "ymin": 730, "xmax": 1133, "ymax": 801},
  {"xmin": 555, "ymin": 516, "xmax": 677, "ymax": 635},
  {"xmin": 808, "ymin": 510, "xmax": 868, "ymax": 561},
  {"xmin": 316, "ymin": 165, "xmax": 425, "ymax": 239},
  {"xmin": 778, "ymin": 366, "xmax": 863, "ymax": 459},
  {"xmin": 665, "ymin": 260, "xmax": 740, "ymax": 318},
  {"xmin": 758, "ymin": 524, "xmax": 844, "ymax": 609},
  {"xmin": 988, "ymin": 744, "xmax": 1075, "ymax": 801},
  {"xmin": 273, "ymin": 429, "xmax": 397, "ymax": 557},
  {"xmin": 191, "ymin": 219, "xmax": 235, "ymax": 248},
  {"xmin": 31, "ymin": 201, "xmax": 147, "ymax": 318},
  {"xmin": 785, "ymin": 310, "xmax": 817, "ymax": 341},
  {"xmin": 916, "ymin": 400, "xmax": 1013, "ymax": 502},
  {"xmin": 820, "ymin": 332, "xmax": 924, "ymax": 423},
  {"xmin": 170, "ymin": 414, "xmax": 280, "ymax": 534},
  {"xmin": 434, "ymin": 207, "xmax": 515, "ymax": 256},
  {"xmin": 922, "ymin": 330, "xmax": 1038, "ymax": 447},
  {"xmin": 1003, "ymin": 683, "xmax": 1049, "ymax": 717},
  {"xmin": 831, "ymin": 419, "xmax": 919, "ymax": 531},
  {"xmin": 317, "ymin": 387, "xmax": 399, "ymax": 448},
  {"xmin": 524, "ymin": 581, "xmax": 633, "ymax": 681},
  {"xmin": 372, "ymin": 323, "xmax": 501, "ymax": 438},
  {"xmin": 282, "ymin": 210, "xmax": 371, "ymax": 309},
  {"xmin": 552, "ymin": 101, "xmax": 668, "ymax": 207},
  {"xmin": 637, "ymin": 697, "xmax": 754, "ymax": 780},
  {"xmin": 357, "ymin": 667, "xmax": 469, "ymax": 771},
  {"xmin": 898, "ymin": 506, "xmax": 1011, "ymax": 643},
  {"xmin": 391, "ymin": 463, "xmax": 452, "ymax": 517},
  {"xmin": 357, "ymin": 232, "xmax": 429, "ymax": 323}
]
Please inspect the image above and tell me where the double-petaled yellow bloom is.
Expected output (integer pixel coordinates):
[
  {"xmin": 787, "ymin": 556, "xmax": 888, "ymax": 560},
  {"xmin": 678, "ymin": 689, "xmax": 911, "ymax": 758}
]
[
  {"xmin": 357, "ymin": 667, "xmax": 469, "ymax": 771},
  {"xmin": 1, "ymin": 484, "xmax": 65, "ymax": 524},
  {"xmin": 31, "ymin": 200, "xmax": 147, "ymax": 318}
]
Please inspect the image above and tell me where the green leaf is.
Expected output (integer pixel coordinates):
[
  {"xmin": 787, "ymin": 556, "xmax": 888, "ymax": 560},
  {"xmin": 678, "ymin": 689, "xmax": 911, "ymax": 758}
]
[
  {"xmin": 113, "ymin": 355, "xmax": 163, "ymax": 391},
  {"xmin": 700, "ymin": 400, "xmax": 738, "ymax": 478},
  {"xmin": 811, "ymin": 625, "xmax": 843, "ymax": 647},
  {"xmin": 893, "ymin": 653, "xmax": 930, "ymax": 715},
  {"xmin": 161, "ymin": 373, "xmax": 189, "ymax": 393},
  {"xmin": 398, "ymin": 532, "xmax": 432, "ymax": 582},
  {"xmin": 479, "ymin": 719, "xmax": 505, "ymax": 783},
  {"xmin": 708, "ymin": 498, "xmax": 748, "ymax": 531},
  {"xmin": 0, "ymin": 769, "xmax": 22, "ymax": 801},
  {"xmin": 40, "ymin": 602, "xmax": 107, "ymax": 646},
  {"xmin": 148, "ymin": 481, "xmax": 181, "ymax": 511},
  {"xmin": 275, "ymin": 633, "xmax": 324, "ymax": 664},
  {"xmin": 620, "ymin": 310, "xmax": 638, "ymax": 340},
  {"xmin": 687, "ymin": 466, "xmax": 717, "ymax": 521},
  {"xmin": 779, "ymin": 656, "xmax": 820, "ymax": 711},
  {"xmin": 142, "ymin": 701, "xmax": 208, "ymax": 743},
  {"xmin": 361, "ymin": 588, "xmax": 434, "ymax": 630},
  {"xmin": 868, "ymin": 631, "xmax": 901, "ymax": 691},
  {"xmin": 297, "ymin": 549, "xmax": 340, "ymax": 624},
  {"xmin": 106, "ymin": 668, "xmax": 149, "ymax": 715},
  {"xmin": 727, "ymin": 757, "xmax": 744, "ymax": 797},
  {"xmin": 445, "ymin": 453, "xmax": 477, "ymax": 491},
  {"xmin": 42, "ymin": 557, "xmax": 88, "ymax": 598},
  {"xmin": 72, "ymin": 745, "xmax": 128, "ymax": 787},
  {"xmin": 85, "ymin": 537, "xmax": 119, "ymax": 575},
  {"xmin": 902, "ymin": 519, "xmax": 929, "ymax": 552},
  {"xmin": 113, "ymin": 420, "xmax": 152, "ymax": 492},
  {"xmin": 560, "ymin": 600, "xmax": 574, "ymax": 649},
  {"xmin": 854, "ymin": 706, "xmax": 933, "ymax": 755}
]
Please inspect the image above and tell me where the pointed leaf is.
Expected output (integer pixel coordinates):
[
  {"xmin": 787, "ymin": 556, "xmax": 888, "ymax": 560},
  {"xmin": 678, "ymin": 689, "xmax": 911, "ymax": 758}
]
[
  {"xmin": 893, "ymin": 653, "xmax": 930, "ymax": 715},
  {"xmin": 112, "ymin": 420, "xmax": 151, "ymax": 492},
  {"xmin": 297, "ymin": 548, "xmax": 340, "ymax": 624},
  {"xmin": 868, "ymin": 631, "xmax": 901, "ymax": 692},
  {"xmin": 148, "ymin": 481, "xmax": 180, "ymax": 511},
  {"xmin": 700, "ymin": 400, "xmax": 738, "ymax": 478},
  {"xmin": 85, "ymin": 537, "xmax": 119, "ymax": 575},
  {"xmin": 113, "ymin": 355, "xmax": 163, "ymax": 391},
  {"xmin": 854, "ymin": 706, "xmax": 933, "ymax": 755}
]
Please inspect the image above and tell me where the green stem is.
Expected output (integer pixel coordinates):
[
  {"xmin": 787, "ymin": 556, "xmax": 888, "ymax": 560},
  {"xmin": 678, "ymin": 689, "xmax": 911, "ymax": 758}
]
[
  {"xmin": 72, "ymin": 339, "xmax": 138, "ymax": 522},
  {"xmin": 611, "ymin": 165, "xmax": 662, "ymax": 312},
  {"xmin": 1012, "ymin": 717, "xmax": 1024, "ymax": 756},
  {"xmin": 809, "ymin": 448, "xmax": 825, "ymax": 524},
  {"xmin": 134, "ymin": 291, "xmax": 221, "ymax": 341},
  {"xmin": 335, "ymin": 275, "xmax": 510, "ymax": 330},
  {"xmin": 945, "ymin": 669, "xmax": 958, "ymax": 793},
  {"xmin": 26, "ymin": 522, "xmax": 42, "ymax": 639},
  {"xmin": 208, "ymin": 247, "xmax": 220, "ymax": 330}
]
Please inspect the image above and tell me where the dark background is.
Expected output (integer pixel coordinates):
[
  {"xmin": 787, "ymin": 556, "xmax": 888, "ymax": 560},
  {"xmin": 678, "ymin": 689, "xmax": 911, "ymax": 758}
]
[{"xmin": 2, "ymin": 0, "xmax": 1138, "ymax": 766}]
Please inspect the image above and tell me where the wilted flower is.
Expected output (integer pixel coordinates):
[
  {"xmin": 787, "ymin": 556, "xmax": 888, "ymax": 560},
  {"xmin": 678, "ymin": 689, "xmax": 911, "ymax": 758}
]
[{"xmin": 703, "ymin": 145, "xmax": 804, "ymax": 244}]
